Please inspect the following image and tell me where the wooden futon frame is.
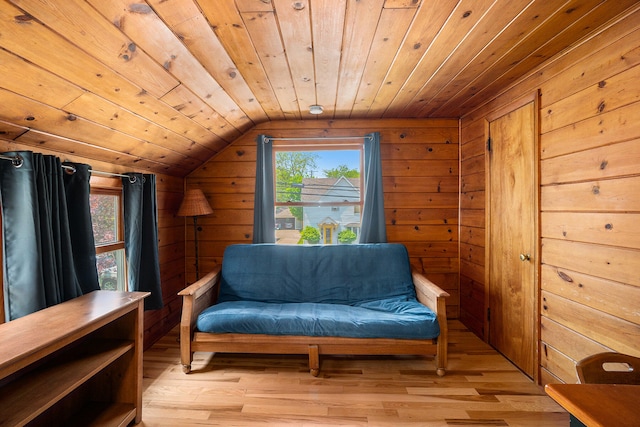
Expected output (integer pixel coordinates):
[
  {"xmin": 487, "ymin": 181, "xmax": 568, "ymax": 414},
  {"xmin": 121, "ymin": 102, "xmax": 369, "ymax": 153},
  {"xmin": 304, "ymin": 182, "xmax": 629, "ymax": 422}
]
[{"xmin": 178, "ymin": 266, "xmax": 449, "ymax": 376}]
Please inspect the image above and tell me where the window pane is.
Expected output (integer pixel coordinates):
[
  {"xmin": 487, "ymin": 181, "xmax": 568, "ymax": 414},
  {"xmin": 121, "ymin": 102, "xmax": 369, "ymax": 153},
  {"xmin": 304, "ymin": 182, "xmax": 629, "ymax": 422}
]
[
  {"xmin": 274, "ymin": 149, "xmax": 362, "ymax": 246},
  {"xmin": 97, "ymin": 250, "xmax": 126, "ymax": 291},
  {"xmin": 275, "ymin": 150, "xmax": 361, "ymax": 204},
  {"xmin": 276, "ymin": 206, "xmax": 361, "ymax": 245},
  {"xmin": 90, "ymin": 194, "xmax": 119, "ymax": 245}
]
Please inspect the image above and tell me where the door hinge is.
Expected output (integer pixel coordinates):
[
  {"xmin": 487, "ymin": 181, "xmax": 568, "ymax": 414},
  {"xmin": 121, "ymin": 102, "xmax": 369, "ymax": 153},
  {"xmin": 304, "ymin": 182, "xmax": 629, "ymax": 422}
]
[
  {"xmin": 487, "ymin": 307, "xmax": 491, "ymax": 321},
  {"xmin": 487, "ymin": 137, "xmax": 492, "ymax": 152}
]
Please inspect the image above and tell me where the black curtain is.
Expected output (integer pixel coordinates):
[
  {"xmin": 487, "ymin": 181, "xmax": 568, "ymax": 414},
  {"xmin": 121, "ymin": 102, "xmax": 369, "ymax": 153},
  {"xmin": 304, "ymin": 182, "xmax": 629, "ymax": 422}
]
[
  {"xmin": 63, "ymin": 162, "xmax": 100, "ymax": 294},
  {"xmin": 0, "ymin": 152, "xmax": 98, "ymax": 321},
  {"xmin": 123, "ymin": 173, "xmax": 163, "ymax": 310}
]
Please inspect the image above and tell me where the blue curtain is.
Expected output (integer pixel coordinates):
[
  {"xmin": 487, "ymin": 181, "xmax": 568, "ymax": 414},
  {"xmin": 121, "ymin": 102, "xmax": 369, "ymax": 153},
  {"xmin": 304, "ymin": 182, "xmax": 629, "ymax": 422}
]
[
  {"xmin": 0, "ymin": 152, "xmax": 98, "ymax": 321},
  {"xmin": 123, "ymin": 173, "xmax": 163, "ymax": 310},
  {"xmin": 253, "ymin": 134, "xmax": 275, "ymax": 243},
  {"xmin": 359, "ymin": 132, "xmax": 387, "ymax": 243}
]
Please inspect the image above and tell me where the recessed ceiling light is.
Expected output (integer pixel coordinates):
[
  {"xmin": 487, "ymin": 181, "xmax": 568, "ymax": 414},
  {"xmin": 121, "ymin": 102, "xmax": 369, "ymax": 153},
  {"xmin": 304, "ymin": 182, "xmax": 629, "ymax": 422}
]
[{"xmin": 309, "ymin": 105, "xmax": 324, "ymax": 115}]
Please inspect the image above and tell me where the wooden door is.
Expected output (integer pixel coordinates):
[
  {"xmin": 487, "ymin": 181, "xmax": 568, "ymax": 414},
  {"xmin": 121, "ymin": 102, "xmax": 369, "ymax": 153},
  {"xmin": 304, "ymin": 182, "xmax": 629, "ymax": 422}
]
[{"xmin": 487, "ymin": 100, "xmax": 538, "ymax": 378}]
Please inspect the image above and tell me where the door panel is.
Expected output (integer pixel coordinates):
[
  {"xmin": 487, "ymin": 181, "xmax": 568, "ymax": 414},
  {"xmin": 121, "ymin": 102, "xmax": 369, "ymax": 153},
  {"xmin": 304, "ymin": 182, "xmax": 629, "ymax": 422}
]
[{"xmin": 488, "ymin": 101, "xmax": 537, "ymax": 378}]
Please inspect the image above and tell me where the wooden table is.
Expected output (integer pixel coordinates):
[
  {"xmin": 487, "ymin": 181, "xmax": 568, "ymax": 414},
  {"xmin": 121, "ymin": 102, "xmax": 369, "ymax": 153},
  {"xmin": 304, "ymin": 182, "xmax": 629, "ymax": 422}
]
[{"xmin": 545, "ymin": 383, "xmax": 640, "ymax": 427}]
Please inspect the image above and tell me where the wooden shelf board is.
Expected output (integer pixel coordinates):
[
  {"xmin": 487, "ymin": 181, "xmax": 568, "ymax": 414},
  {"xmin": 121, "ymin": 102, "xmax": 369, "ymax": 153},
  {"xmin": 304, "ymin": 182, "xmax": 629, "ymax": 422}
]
[
  {"xmin": 0, "ymin": 339, "xmax": 133, "ymax": 426},
  {"xmin": 0, "ymin": 291, "xmax": 148, "ymax": 379},
  {"xmin": 67, "ymin": 402, "xmax": 137, "ymax": 427}
]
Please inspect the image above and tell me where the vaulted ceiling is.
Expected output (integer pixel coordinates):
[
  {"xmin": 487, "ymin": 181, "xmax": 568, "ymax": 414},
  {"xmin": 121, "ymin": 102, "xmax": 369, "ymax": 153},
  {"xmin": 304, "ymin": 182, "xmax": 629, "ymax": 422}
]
[{"xmin": 0, "ymin": 0, "xmax": 635, "ymax": 176}]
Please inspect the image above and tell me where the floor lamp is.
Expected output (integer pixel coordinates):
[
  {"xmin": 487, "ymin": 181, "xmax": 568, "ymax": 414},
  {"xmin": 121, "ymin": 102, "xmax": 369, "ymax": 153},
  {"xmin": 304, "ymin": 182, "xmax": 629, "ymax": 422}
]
[{"xmin": 177, "ymin": 189, "xmax": 213, "ymax": 280}]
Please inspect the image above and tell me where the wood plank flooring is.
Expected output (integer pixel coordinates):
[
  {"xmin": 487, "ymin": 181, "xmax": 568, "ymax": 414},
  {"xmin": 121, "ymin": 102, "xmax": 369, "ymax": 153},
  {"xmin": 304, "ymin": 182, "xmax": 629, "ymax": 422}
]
[{"xmin": 140, "ymin": 321, "xmax": 568, "ymax": 426}]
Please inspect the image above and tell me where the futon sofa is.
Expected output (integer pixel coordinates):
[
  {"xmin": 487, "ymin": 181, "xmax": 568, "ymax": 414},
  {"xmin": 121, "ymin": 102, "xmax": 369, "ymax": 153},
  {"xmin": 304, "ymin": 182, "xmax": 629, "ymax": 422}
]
[{"xmin": 178, "ymin": 243, "xmax": 449, "ymax": 376}]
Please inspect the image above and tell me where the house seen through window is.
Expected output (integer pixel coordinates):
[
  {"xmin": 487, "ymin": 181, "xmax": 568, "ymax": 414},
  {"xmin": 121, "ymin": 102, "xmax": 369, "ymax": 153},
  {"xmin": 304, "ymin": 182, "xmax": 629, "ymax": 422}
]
[
  {"xmin": 90, "ymin": 182, "xmax": 127, "ymax": 291},
  {"xmin": 274, "ymin": 147, "xmax": 362, "ymax": 245}
]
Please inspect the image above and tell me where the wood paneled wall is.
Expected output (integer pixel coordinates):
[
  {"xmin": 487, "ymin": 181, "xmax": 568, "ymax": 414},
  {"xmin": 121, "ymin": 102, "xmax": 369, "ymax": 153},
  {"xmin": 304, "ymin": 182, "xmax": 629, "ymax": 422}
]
[
  {"xmin": 185, "ymin": 119, "xmax": 460, "ymax": 317},
  {"xmin": 0, "ymin": 140, "xmax": 185, "ymax": 348},
  {"xmin": 459, "ymin": 5, "xmax": 640, "ymax": 384}
]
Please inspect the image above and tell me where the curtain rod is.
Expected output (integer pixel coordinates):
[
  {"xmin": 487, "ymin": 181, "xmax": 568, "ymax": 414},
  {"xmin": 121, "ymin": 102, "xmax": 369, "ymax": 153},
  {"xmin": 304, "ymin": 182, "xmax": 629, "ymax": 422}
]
[
  {"xmin": 264, "ymin": 135, "xmax": 372, "ymax": 143},
  {"xmin": 0, "ymin": 153, "xmax": 137, "ymax": 183}
]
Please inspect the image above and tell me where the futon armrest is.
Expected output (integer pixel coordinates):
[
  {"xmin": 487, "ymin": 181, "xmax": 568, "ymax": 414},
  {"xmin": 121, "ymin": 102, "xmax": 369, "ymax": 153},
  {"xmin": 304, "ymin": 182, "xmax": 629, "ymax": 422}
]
[
  {"xmin": 412, "ymin": 270, "xmax": 449, "ymax": 375},
  {"xmin": 178, "ymin": 266, "xmax": 221, "ymax": 373},
  {"xmin": 412, "ymin": 271, "xmax": 449, "ymax": 312},
  {"xmin": 179, "ymin": 267, "xmax": 221, "ymax": 297},
  {"xmin": 179, "ymin": 267, "xmax": 219, "ymax": 324},
  {"xmin": 179, "ymin": 266, "xmax": 221, "ymax": 316}
]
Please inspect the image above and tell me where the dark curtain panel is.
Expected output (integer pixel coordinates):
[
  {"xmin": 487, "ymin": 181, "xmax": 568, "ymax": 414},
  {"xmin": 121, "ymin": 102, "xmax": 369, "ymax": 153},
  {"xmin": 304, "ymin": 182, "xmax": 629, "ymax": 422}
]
[
  {"xmin": 359, "ymin": 132, "xmax": 387, "ymax": 243},
  {"xmin": 123, "ymin": 173, "xmax": 163, "ymax": 310},
  {"xmin": 63, "ymin": 162, "xmax": 100, "ymax": 294},
  {"xmin": 253, "ymin": 134, "xmax": 275, "ymax": 243},
  {"xmin": 0, "ymin": 152, "xmax": 83, "ymax": 321}
]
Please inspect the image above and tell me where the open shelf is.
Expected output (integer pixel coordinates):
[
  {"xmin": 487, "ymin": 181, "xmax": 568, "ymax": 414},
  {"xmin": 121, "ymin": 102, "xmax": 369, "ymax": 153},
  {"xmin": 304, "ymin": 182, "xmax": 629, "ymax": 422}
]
[
  {"xmin": 0, "ymin": 291, "xmax": 148, "ymax": 427},
  {"xmin": 0, "ymin": 340, "xmax": 133, "ymax": 426}
]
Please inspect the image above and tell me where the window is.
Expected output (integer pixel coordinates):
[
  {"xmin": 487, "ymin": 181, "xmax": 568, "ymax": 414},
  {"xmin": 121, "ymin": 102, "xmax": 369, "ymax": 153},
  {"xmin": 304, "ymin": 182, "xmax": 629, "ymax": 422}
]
[
  {"xmin": 274, "ymin": 146, "xmax": 362, "ymax": 245},
  {"xmin": 90, "ymin": 178, "xmax": 127, "ymax": 290}
]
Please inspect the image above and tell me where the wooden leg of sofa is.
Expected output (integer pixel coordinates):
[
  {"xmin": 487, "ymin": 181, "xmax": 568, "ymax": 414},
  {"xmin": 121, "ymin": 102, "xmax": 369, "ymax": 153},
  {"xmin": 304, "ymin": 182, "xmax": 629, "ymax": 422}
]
[
  {"xmin": 435, "ymin": 350, "xmax": 446, "ymax": 376},
  {"xmin": 309, "ymin": 344, "xmax": 320, "ymax": 376}
]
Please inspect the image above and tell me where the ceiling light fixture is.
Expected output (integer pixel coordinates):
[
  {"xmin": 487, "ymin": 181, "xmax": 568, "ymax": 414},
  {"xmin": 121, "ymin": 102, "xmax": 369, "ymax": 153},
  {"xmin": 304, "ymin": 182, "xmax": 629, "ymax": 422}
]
[{"xmin": 309, "ymin": 105, "xmax": 324, "ymax": 115}]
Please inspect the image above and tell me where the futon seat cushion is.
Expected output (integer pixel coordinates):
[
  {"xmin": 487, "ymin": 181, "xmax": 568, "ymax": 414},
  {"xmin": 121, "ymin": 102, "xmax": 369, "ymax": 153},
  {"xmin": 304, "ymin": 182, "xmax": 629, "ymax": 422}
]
[{"xmin": 196, "ymin": 296, "xmax": 440, "ymax": 339}]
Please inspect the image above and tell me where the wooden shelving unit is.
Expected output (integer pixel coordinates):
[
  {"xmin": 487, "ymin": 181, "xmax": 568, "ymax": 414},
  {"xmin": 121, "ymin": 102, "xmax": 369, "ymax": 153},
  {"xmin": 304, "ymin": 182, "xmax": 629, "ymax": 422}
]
[{"xmin": 0, "ymin": 291, "xmax": 148, "ymax": 427}]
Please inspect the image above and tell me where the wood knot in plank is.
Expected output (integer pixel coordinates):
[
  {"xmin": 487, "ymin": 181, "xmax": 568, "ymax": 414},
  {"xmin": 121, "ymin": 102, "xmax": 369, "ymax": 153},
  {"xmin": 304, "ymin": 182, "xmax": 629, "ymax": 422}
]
[
  {"xmin": 129, "ymin": 4, "xmax": 153, "ymax": 14},
  {"xmin": 557, "ymin": 270, "xmax": 573, "ymax": 282},
  {"xmin": 119, "ymin": 43, "xmax": 137, "ymax": 61},
  {"xmin": 14, "ymin": 14, "xmax": 35, "ymax": 23}
]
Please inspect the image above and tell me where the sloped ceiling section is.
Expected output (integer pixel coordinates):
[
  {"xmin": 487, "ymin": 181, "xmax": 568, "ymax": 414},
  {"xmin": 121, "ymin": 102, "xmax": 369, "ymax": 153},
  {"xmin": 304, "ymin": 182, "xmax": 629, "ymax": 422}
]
[{"xmin": 0, "ymin": 0, "xmax": 635, "ymax": 176}]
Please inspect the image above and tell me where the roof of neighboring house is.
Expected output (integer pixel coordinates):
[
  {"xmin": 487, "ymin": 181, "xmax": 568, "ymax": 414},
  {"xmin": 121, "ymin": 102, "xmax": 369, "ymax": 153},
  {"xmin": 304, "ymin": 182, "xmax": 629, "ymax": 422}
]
[
  {"xmin": 300, "ymin": 177, "xmax": 360, "ymax": 203},
  {"xmin": 275, "ymin": 207, "xmax": 295, "ymax": 219}
]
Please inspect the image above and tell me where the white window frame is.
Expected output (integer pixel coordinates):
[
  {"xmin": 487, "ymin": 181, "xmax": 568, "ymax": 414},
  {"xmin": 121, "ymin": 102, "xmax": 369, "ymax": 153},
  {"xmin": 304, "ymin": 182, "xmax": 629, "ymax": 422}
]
[
  {"xmin": 273, "ymin": 143, "xmax": 364, "ymax": 245},
  {"xmin": 90, "ymin": 176, "xmax": 127, "ymax": 291}
]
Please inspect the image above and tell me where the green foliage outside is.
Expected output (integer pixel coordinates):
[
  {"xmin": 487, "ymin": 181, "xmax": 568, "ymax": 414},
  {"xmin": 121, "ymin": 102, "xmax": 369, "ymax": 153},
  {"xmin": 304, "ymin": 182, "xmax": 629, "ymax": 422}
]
[
  {"xmin": 323, "ymin": 164, "xmax": 360, "ymax": 178},
  {"xmin": 338, "ymin": 229, "xmax": 357, "ymax": 244},
  {"xmin": 275, "ymin": 152, "xmax": 319, "ymax": 222},
  {"xmin": 298, "ymin": 226, "xmax": 320, "ymax": 244}
]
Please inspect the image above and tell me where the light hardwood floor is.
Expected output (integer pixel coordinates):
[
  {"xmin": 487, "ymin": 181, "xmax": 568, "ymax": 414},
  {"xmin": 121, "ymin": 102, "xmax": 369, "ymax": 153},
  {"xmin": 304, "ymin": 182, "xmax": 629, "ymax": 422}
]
[{"xmin": 141, "ymin": 321, "xmax": 568, "ymax": 426}]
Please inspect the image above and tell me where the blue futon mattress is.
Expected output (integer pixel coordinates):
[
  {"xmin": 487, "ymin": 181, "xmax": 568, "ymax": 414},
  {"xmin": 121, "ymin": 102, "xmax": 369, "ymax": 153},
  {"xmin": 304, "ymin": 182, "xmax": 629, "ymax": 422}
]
[{"xmin": 196, "ymin": 296, "xmax": 440, "ymax": 339}]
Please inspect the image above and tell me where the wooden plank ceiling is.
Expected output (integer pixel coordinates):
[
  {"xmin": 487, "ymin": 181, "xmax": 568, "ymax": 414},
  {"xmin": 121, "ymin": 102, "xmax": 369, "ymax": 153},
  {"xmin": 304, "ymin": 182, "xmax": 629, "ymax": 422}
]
[{"xmin": 0, "ymin": 0, "xmax": 635, "ymax": 177}]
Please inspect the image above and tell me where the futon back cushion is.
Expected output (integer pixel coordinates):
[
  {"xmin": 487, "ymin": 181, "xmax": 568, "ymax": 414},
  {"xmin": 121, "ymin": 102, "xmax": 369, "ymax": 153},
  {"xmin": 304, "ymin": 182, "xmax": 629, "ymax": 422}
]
[{"xmin": 218, "ymin": 243, "xmax": 415, "ymax": 305}]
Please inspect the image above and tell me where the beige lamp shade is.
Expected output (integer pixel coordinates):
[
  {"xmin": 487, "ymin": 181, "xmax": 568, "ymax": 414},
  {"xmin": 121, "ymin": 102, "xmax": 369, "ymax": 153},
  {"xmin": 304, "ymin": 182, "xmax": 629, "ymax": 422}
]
[{"xmin": 177, "ymin": 189, "xmax": 213, "ymax": 217}]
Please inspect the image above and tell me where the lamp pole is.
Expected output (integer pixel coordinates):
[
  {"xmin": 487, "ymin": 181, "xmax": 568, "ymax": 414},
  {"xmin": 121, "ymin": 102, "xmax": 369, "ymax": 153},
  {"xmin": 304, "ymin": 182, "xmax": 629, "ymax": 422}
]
[{"xmin": 192, "ymin": 216, "xmax": 200, "ymax": 280}]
